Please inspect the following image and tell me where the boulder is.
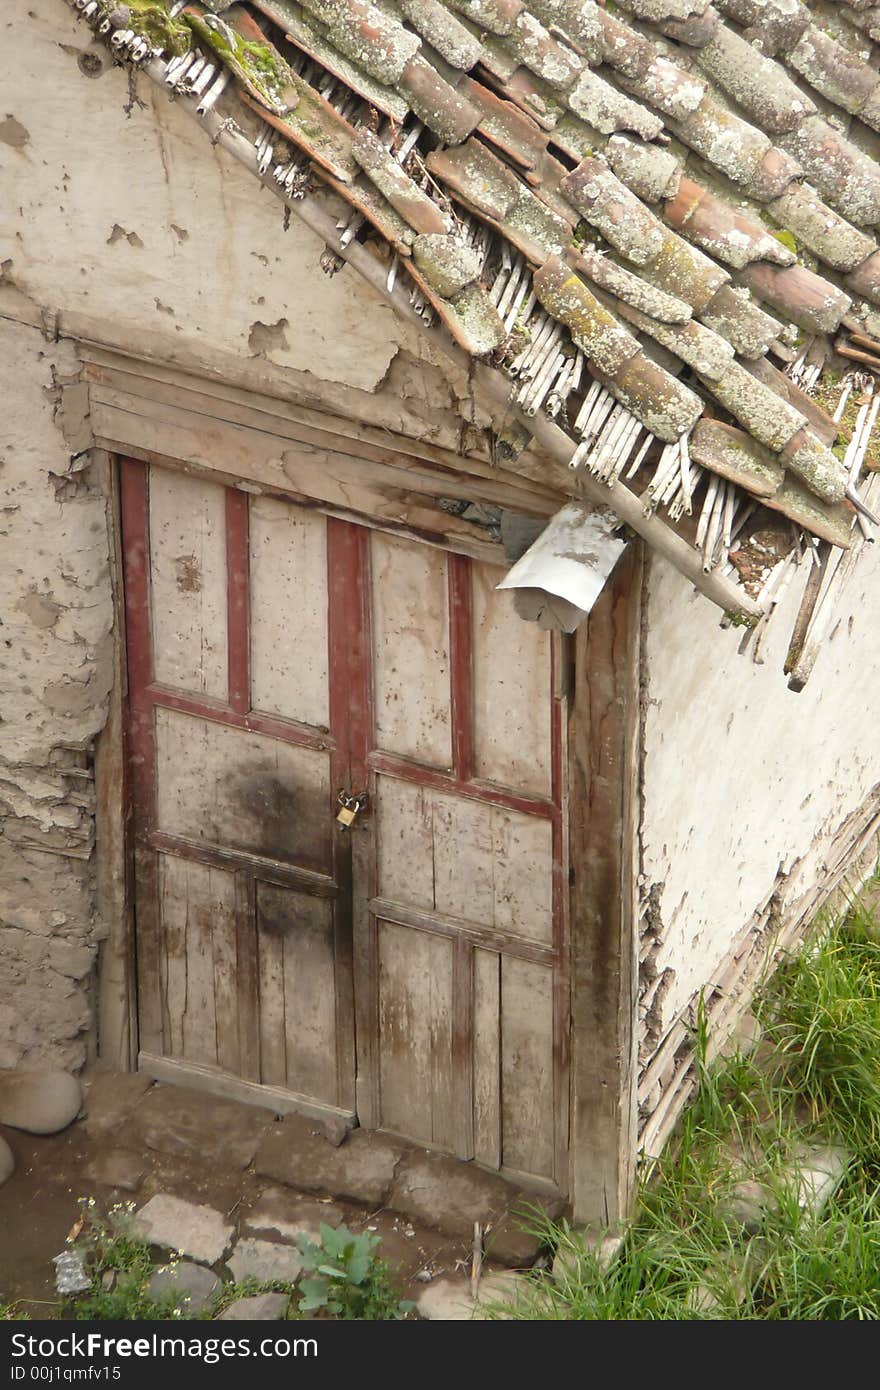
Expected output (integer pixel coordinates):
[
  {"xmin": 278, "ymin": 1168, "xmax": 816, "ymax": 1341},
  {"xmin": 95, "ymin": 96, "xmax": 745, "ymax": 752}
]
[
  {"xmin": 0, "ymin": 1135, "xmax": 14, "ymax": 1186},
  {"xmin": 0, "ymin": 1069, "xmax": 82, "ymax": 1135}
]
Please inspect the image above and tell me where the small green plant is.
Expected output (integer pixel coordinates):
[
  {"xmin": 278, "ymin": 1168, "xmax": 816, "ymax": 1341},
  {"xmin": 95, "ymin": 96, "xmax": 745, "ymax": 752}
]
[
  {"xmin": 63, "ymin": 1201, "xmax": 182, "ymax": 1321},
  {"xmin": 295, "ymin": 1224, "xmax": 413, "ymax": 1320}
]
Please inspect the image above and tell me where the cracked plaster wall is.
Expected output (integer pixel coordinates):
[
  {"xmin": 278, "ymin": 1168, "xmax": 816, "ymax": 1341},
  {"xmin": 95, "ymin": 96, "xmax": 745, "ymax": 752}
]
[
  {"xmin": 0, "ymin": 0, "xmax": 484, "ymax": 413},
  {"xmin": 0, "ymin": 317, "xmax": 114, "ymax": 1071},
  {"xmin": 641, "ymin": 539, "xmax": 880, "ymax": 1045}
]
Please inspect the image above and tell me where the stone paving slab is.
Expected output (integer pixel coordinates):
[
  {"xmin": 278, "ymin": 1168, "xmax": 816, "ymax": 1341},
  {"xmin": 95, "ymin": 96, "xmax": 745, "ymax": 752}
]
[
  {"xmin": 255, "ymin": 1116, "xmax": 404, "ymax": 1205},
  {"xmin": 219, "ymin": 1292, "xmax": 289, "ymax": 1320},
  {"xmin": 134, "ymin": 1193, "xmax": 233, "ymax": 1265},
  {"xmin": 242, "ymin": 1187, "xmax": 344, "ymax": 1246},
  {"xmin": 226, "ymin": 1237, "xmax": 304, "ymax": 1285},
  {"xmin": 83, "ymin": 1148, "xmax": 148, "ymax": 1193},
  {"xmin": 131, "ymin": 1086, "xmax": 272, "ymax": 1172},
  {"xmin": 390, "ymin": 1150, "xmax": 562, "ymax": 1264},
  {"xmin": 82, "ymin": 1072, "xmax": 154, "ymax": 1137},
  {"xmin": 148, "ymin": 1261, "xmax": 220, "ymax": 1315},
  {"xmin": 416, "ymin": 1270, "xmax": 529, "ymax": 1321}
]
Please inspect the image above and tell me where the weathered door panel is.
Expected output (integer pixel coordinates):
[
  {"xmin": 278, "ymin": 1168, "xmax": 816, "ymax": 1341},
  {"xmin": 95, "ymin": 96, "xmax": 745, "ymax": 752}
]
[
  {"xmin": 355, "ymin": 537, "xmax": 568, "ymax": 1190},
  {"xmin": 123, "ymin": 458, "xmax": 568, "ymax": 1185},
  {"xmin": 122, "ymin": 459, "xmax": 355, "ymax": 1118}
]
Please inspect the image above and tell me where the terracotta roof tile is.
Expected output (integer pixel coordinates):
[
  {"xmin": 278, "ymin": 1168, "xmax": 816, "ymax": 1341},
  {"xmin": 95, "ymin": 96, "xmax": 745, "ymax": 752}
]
[
  {"xmin": 664, "ymin": 175, "xmax": 794, "ymax": 271},
  {"xmin": 398, "ymin": 55, "xmax": 482, "ymax": 144},
  {"xmin": 778, "ymin": 117, "xmax": 880, "ymax": 226},
  {"xmin": 252, "ymin": 1, "xmax": 409, "ymax": 121},
  {"xmin": 787, "ymin": 23, "xmax": 880, "ymax": 126},
  {"xmin": 65, "ymin": 0, "xmax": 880, "ymax": 566},
  {"xmin": 399, "ymin": 0, "xmax": 484, "ymax": 70},
  {"xmin": 352, "ymin": 129, "xmax": 451, "ymax": 235},
  {"xmin": 693, "ymin": 22, "xmax": 815, "ymax": 134},
  {"xmin": 691, "ymin": 419, "xmax": 785, "ymax": 498},
  {"xmin": 737, "ymin": 262, "xmax": 852, "ymax": 336},
  {"xmin": 298, "ymin": 0, "xmax": 420, "ymax": 85},
  {"xmin": 506, "ymin": 11, "xmax": 584, "ymax": 89},
  {"xmin": 458, "ymin": 75, "xmax": 549, "ymax": 168}
]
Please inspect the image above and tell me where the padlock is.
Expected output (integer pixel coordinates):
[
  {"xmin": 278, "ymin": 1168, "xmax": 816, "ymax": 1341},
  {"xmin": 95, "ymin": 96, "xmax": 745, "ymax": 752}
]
[{"xmin": 336, "ymin": 802, "xmax": 357, "ymax": 829}]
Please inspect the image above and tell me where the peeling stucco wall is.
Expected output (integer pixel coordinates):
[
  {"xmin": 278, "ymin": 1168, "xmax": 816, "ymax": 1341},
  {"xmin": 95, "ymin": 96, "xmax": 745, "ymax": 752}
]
[
  {"xmin": 0, "ymin": 317, "xmax": 114, "ymax": 1070},
  {"xmin": 0, "ymin": 0, "xmax": 471, "ymax": 403},
  {"xmin": 639, "ymin": 539, "xmax": 880, "ymax": 1056}
]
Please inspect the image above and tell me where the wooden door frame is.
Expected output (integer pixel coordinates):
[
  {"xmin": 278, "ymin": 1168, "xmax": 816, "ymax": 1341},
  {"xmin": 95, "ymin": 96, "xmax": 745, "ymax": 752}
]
[
  {"xmin": 94, "ymin": 421, "xmax": 643, "ymax": 1223},
  {"xmin": 567, "ymin": 544, "xmax": 644, "ymax": 1229}
]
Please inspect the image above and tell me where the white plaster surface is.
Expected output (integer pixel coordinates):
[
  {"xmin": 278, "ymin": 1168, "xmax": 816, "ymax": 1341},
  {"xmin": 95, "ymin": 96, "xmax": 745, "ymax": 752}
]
[
  {"xmin": 641, "ymin": 543, "xmax": 880, "ymax": 1033},
  {"xmin": 0, "ymin": 0, "xmax": 416, "ymax": 394}
]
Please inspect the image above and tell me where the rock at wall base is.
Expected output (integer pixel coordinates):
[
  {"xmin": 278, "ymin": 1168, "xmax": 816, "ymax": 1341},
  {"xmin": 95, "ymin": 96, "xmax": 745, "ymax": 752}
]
[{"xmin": 0, "ymin": 1070, "xmax": 82, "ymax": 1135}]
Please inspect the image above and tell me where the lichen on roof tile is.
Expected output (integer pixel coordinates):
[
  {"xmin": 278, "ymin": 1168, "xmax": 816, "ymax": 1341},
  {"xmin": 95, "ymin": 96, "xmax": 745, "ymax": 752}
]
[
  {"xmin": 787, "ymin": 22, "xmax": 880, "ymax": 125},
  {"xmin": 762, "ymin": 474, "xmax": 853, "ymax": 548},
  {"xmin": 617, "ymin": 55, "xmax": 709, "ymax": 124},
  {"xmin": 778, "ymin": 116, "xmax": 880, "ymax": 226},
  {"xmin": 670, "ymin": 95, "xmax": 772, "ymax": 187},
  {"xmin": 506, "ymin": 11, "xmax": 583, "ymax": 90},
  {"xmin": 613, "ymin": 0, "xmax": 706, "ymax": 19},
  {"xmin": 532, "ymin": 254, "xmax": 642, "ymax": 374},
  {"xmin": 459, "ymin": 76, "xmax": 548, "ymax": 169},
  {"xmin": 561, "ymin": 158, "xmax": 667, "ymax": 266},
  {"xmin": 567, "ymin": 67, "xmax": 665, "ymax": 141},
  {"xmin": 398, "ymin": 55, "xmax": 482, "ymax": 144},
  {"xmin": 779, "ymin": 429, "xmax": 847, "ymax": 506},
  {"xmin": 446, "ymin": 0, "xmax": 524, "ymax": 36},
  {"xmin": 699, "ymin": 284, "xmax": 782, "ymax": 360},
  {"xmin": 706, "ymin": 359, "xmax": 809, "ymax": 457},
  {"xmin": 528, "ymin": 0, "xmax": 604, "ymax": 62},
  {"xmin": 427, "ymin": 138, "xmax": 520, "ymax": 222},
  {"xmin": 664, "ymin": 175, "xmax": 795, "ymax": 271},
  {"xmin": 640, "ymin": 225, "xmax": 730, "ymax": 314},
  {"xmin": 399, "ymin": 0, "xmax": 483, "ymax": 70},
  {"xmin": 693, "ymin": 23, "xmax": 815, "ymax": 134},
  {"xmin": 412, "ymin": 233, "xmax": 483, "ymax": 297},
  {"xmin": 298, "ymin": 0, "xmax": 421, "ymax": 86},
  {"xmin": 253, "ymin": 0, "xmax": 409, "ymax": 121},
  {"xmin": 606, "ymin": 135, "xmax": 681, "ymax": 204},
  {"xmin": 572, "ymin": 245, "xmax": 693, "ymax": 324},
  {"xmin": 767, "ymin": 185, "xmax": 877, "ymax": 274},
  {"xmin": 592, "ymin": 350, "xmax": 704, "ymax": 442},
  {"xmin": 847, "ymin": 250, "xmax": 880, "ymax": 308},
  {"xmin": 618, "ymin": 301, "xmax": 736, "ymax": 382}
]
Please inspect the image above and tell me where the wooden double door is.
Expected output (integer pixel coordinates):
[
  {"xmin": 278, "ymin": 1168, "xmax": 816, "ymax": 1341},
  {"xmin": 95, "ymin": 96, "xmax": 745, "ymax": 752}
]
[{"xmin": 122, "ymin": 457, "xmax": 568, "ymax": 1190}]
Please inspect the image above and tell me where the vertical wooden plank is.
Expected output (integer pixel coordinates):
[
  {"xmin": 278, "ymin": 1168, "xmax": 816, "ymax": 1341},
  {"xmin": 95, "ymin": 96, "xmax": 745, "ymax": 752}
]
[
  {"xmin": 149, "ymin": 468, "xmax": 228, "ymax": 699},
  {"xmin": 327, "ymin": 518, "xmax": 367, "ymax": 1117},
  {"xmin": 470, "ymin": 561, "xmax": 553, "ymax": 796},
  {"xmin": 257, "ymin": 884, "xmax": 339, "ymax": 1105},
  {"xmin": 226, "ymin": 488, "xmax": 251, "ymax": 715},
  {"xmin": 500, "ymin": 956, "xmax": 555, "ymax": 1179},
  {"xmin": 235, "ymin": 870, "xmax": 261, "ymax": 1083},
  {"xmin": 374, "ymin": 777, "xmax": 435, "ymax": 910},
  {"xmin": 377, "ymin": 921, "xmax": 455, "ymax": 1148},
  {"xmin": 452, "ymin": 935, "xmax": 475, "ymax": 1159},
  {"xmin": 371, "ymin": 532, "xmax": 452, "ymax": 768},
  {"xmin": 211, "ymin": 866, "xmax": 242, "ymax": 1076},
  {"xmin": 473, "ymin": 948, "xmax": 501, "ymax": 1169},
  {"xmin": 249, "ymin": 497, "xmax": 329, "ymax": 726},
  {"xmin": 257, "ymin": 903, "xmax": 287, "ymax": 1089},
  {"xmin": 431, "ymin": 792, "xmax": 494, "ymax": 924},
  {"xmin": 551, "ymin": 633, "xmax": 571, "ymax": 1192},
  {"xmin": 448, "ymin": 552, "xmax": 474, "ymax": 782},
  {"xmin": 568, "ymin": 544, "xmax": 643, "ymax": 1227},
  {"xmin": 120, "ymin": 459, "xmax": 164, "ymax": 1059}
]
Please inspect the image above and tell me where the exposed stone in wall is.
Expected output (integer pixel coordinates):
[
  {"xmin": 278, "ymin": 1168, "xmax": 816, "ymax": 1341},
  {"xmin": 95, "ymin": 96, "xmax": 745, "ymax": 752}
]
[{"xmin": 0, "ymin": 317, "xmax": 113, "ymax": 1071}]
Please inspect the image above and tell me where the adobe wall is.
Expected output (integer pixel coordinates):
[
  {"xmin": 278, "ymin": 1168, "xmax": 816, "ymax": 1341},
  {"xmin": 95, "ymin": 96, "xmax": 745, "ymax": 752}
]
[
  {"xmin": 0, "ymin": 1, "xmax": 495, "ymax": 1071},
  {"xmin": 638, "ymin": 542, "xmax": 880, "ymax": 1141}
]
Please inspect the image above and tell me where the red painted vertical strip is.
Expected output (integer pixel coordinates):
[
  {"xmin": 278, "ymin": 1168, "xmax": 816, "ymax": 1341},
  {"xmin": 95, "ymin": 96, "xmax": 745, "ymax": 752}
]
[
  {"xmin": 327, "ymin": 518, "xmax": 372, "ymax": 789},
  {"xmin": 550, "ymin": 639, "xmax": 569, "ymax": 1188},
  {"xmin": 225, "ymin": 488, "xmax": 251, "ymax": 715},
  {"xmin": 448, "ymin": 553, "xmax": 475, "ymax": 782},
  {"xmin": 120, "ymin": 457, "xmax": 153, "ymax": 702}
]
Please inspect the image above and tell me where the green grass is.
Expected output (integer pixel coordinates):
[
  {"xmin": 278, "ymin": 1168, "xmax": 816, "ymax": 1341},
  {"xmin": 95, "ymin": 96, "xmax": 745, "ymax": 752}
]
[{"xmin": 492, "ymin": 881, "xmax": 880, "ymax": 1321}]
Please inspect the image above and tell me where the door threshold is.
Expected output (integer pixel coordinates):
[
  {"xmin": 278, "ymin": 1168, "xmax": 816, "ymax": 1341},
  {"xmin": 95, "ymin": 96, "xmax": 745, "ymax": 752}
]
[{"xmin": 138, "ymin": 1052, "xmax": 357, "ymax": 1129}]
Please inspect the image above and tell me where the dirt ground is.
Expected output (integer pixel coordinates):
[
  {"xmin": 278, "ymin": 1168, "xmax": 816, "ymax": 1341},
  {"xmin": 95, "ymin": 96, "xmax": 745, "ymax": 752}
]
[{"xmin": 0, "ymin": 1078, "xmax": 497, "ymax": 1316}]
